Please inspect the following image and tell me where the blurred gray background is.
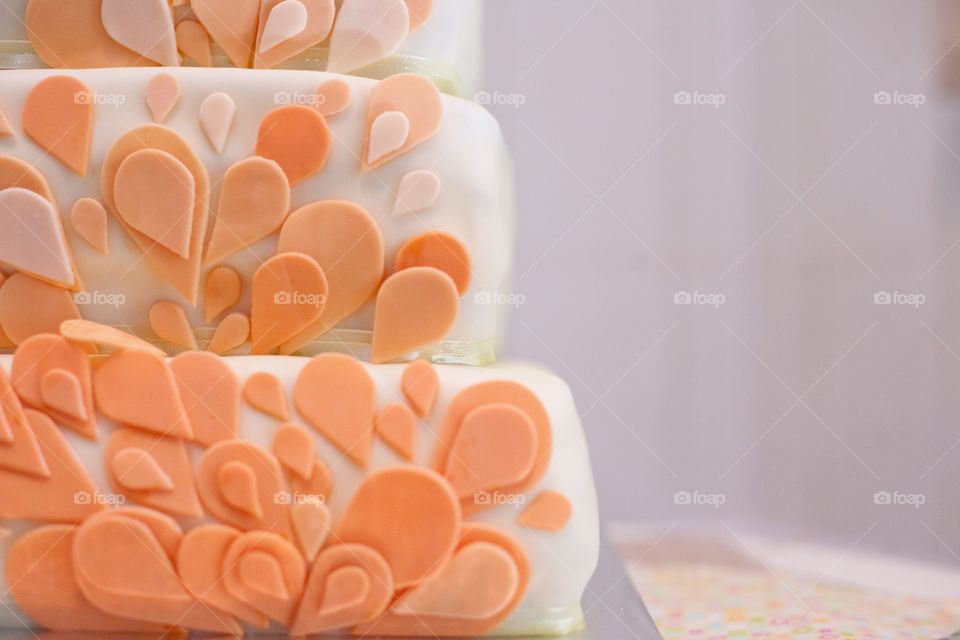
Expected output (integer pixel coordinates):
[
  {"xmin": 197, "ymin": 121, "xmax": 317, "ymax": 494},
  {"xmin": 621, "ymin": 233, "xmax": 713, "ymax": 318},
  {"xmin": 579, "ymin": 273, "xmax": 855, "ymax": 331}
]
[{"xmin": 482, "ymin": 0, "xmax": 960, "ymax": 565}]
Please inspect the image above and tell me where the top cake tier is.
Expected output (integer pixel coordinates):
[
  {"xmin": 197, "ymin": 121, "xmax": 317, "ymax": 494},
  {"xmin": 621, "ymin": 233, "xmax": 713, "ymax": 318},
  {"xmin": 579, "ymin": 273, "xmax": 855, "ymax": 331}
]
[{"xmin": 0, "ymin": 0, "xmax": 481, "ymax": 95}]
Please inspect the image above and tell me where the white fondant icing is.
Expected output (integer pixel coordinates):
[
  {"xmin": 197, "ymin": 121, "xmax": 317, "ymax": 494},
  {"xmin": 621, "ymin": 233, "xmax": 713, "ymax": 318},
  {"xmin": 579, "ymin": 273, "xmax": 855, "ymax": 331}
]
[
  {"xmin": 199, "ymin": 91, "xmax": 237, "ymax": 154},
  {"xmin": 393, "ymin": 169, "xmax": 441, "ymax": 216},
  {"xmin": 367, "ymin": 110, "xmax": 410, "ymax": 165},
  {"xmin": 259, "ymin": 0, "xmax": 309, "ymax": 54},
  {"xmin": 0, "ymin": 188, "xmax": 74, "ymax": 287}
]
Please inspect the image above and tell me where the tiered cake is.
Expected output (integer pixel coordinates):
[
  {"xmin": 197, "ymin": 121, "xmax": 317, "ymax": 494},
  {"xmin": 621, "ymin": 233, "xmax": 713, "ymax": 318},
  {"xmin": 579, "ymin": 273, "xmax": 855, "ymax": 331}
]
[{"xmin": 0, "ymin": 1, "xmax": 599, "ymax": 637}]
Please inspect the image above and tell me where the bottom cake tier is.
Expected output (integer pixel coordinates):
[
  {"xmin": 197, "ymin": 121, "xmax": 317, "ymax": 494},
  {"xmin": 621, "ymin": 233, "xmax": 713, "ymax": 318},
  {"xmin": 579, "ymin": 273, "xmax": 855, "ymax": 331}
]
[{"xmin": 0, "ymin": 335, "xmax": 598, "ymax": 637}]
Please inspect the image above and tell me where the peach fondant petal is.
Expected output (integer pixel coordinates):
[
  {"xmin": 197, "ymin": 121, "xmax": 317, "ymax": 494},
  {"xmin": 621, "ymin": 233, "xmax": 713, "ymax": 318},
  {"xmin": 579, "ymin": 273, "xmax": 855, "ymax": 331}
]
[
  {"xmin": 375, "ymin": 402, "xmax": 417, "ymax": 461},
  {"xmin": 0, "ymin": 384, "xmax": 12, "ymax": 443},
  {"xmin": 518, "ymin": 490, "xmax": 573, "ymax": 532},
  {"xmin": 371, "ymin": 267, "xmax": 459, "ymax": 364},
  {"xmin": 405, "ymin": 0, "xmax": 433, "ymax": 30},
  {"xmin": 204, "ymin": 157, "xmax": 290, "ymax": 264},
  {"xmin": 192, "ymin": 0, "xmax": 261, "ymax": 68},
  {"xmin": 207, "ymin": 312, "xmax": 250, "ymax": 354},
  {"xmin": 196, "ymin": 440, "xmax": 292, "ymax": 537},
  {"xmin": 205, "ymin": 265, "xmax": 242, "ymax": 322},
  {"xmin": 70, "ymin": 197, "xmax": 109, "ymax": 254},
  {"xmin": 25, "ymin": 0, "xmax": 147, "ymax": 68},
  {"xmin": 337, "ymin": 466, "xmax": 461, "ymax": 589},
  {"xmin": 145, "ymin": 73, "xmax": 180, "ymax": 123},
  {"xmin": 316, "ymin": 79, "xmax": 352, "ymax": 117},
  {"xmin": 218, "ymin": 460, "xmax": 263, "ymax": 518},
  {"xmin": 367, "ymin": 110, "xmax": 410, "ymax": 166},
  {"xmin": 0, "ymin": 109, "xmax": 13, "ymax": 138},
  {"xmin": 289, "ymin": 459, "xmax": 334, "ymax": 502},
  {"xmin": 277, "ymin": 201, "xmax": 384, "ymax": 354},
  {"xmin": 99, "ymin": 506, "xmax": 185, "ymax": 562},
  {"xmin": 0, "ymin": 273, "xmax": 81, "ymax": 346},
  {"xmin": 104, "ymin": 428, "xmax": 204, "ymax": 518},
  {"xmin": 0, "ymin": 187, "xmax": 76, "ymax": 287},
  {"xmin": 149, "ymin": 300, "xmax": 198, "ymax": 350},
  {"xmin": 402, "ymin": 360, "xmax": 439, "ymax": 417},
  {"xmin": 11, "ymin": 333, "xmax": 96, "ymax": 438},
  {"xmin": 171, "ymin": 351, "xmax": 240, "ymax": 447},
  {"xmin": 23, "ymin": 76, "xmax": 94, "ymax": 175},
  {"xmin": 294, "ymin": 353, "xmax": 376, "ymax": 467},
  {"xmin": 7, "ymin": 526, "xmax": 164, "ymax": 632},
  {"xmin": 395, "ymin": 231, "xmax": 472, "ymax": 295},
  {"xmin": 111, "ymin": 447, "xmax": 174, "ymax": 492},
  {"xmin": 241, "ymin": 551, "xmax": 290, "ymax": 600},
  {"xmin": 290, "ymin": 544, "xmax": 393, "ymax": 635},
  {"xmin": 176, "ymin": 20, "xmax": 213, "ymax": 67},
  {"xmin": 273, "ymin": 422, "xmax": 315, "ymax": 479},
  {"xmin": 243, "ymin": 371, "xmax": 290, "ymax": 420},
  {"xmin": 222, "ymin": 531, "xmax": 306, "ymax": 624},
  {"xmin": 259, "ymin": 0, "xmax": 308, "ymax": 53},
  {"xmin": 60, "ymin": 319, "xmax": 166, "ymax": 357},
  {"xmin": 327, "ymin": 0, "xmax": 410, "ymax": 73},
  {"xmin": 40, "ymin": 368, "xmax": 89, "ymax": 422},
  {"xmin": 94, "ymin": 349, "xmax": 192, "ymax": 439},
  {"xmin": 291, "ymin": 501, "xmax": 330, "ymax": 561},
  {"xmin": 0, "ymin": 155, "xmax": 54, "ymax": 200},
  {"xmin": 0, "ymin": 399, "xmax": 50, "ymax": 479},
  {"xmin": 0, "ymin": 365, "xmax": 28, "ymax": 437},
  {"xmin": 199, "ymin": 92, "xmax": 237, "ymax": 154},
  {"xmin": 114, "ymin": 148, "xmax": 196, "ymax": 258},
  {"xmin": 256, "ymin": 105, "xmax": 330, "ymax": 186},
  {"xmin": 254, "ymin": 0, "xmax": 335, "ymax": 69},
  {"xmin": 251, "ymin": 252, "xmax": 329, "ymax": 354},
  {"xmin": 0, "ymin": 409, "xmax": 102, "ymax": 522},
  {"xmin": 392, "ymin": 169, "xmax": 441, "ymax": 216},
  {"xmin": 100, "ymin": 0, "xmax": 179, "ymax": 66},
  {"xmin": 363, "ymin": 73, "xmax": 442, "ymax": 170}
]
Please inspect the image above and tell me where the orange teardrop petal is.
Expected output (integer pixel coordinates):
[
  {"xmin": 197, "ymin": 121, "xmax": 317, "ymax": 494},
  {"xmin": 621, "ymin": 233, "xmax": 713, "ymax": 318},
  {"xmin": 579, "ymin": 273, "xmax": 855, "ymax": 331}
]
[
  {"xmin": 255, "ymin": 106, "xmax": 330, "ymax": 186},
  {"xmin": 375, "ymin": 402, "xmax": 417, "ymax": 461},
  {"xmin": 23, "ymin": 76, "xmax": 94, "ymax": 175},
  {"xmin": 251, "ymin": 252, "xmax": 328, "ymax": 354},
  {"xmin": 171, "ymin": 350, "xmax": 241, "ymax": 447},
  {"xmin": 244, "ymin": 371, "xmax": 290, "ymax": 420},
  {"xmin": 402, "ymin": 359, "xmax": 439, "ymax": 417}
]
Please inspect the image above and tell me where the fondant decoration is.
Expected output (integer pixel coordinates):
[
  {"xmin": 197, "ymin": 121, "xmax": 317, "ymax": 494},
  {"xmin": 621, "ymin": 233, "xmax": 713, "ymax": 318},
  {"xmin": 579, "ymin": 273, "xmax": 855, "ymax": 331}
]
[
  {"xmin": 290, "ymin": 544, "xmax": 393, "ymax": 635},
  {"xmin": 70, "ymin": 198, "xmax": 109, "ymax": 254},
  {"xmin": 367, "ymin": 111, "xmax": 410, "ymax": 166},
  {"xmin": 178, "ymin": 525, "xmax": 271, "ymax": 628},
  {"xmin": 393, "ymin": 169, "xmax": 441, "ymax": 216},
  {"xmin": 192, "ymin": 0, "xmax": 261, "ymax": 68},
  {"xmin": 219, "ymin": 460, "xmax": 263, "ymax": 517},
  {"xmin": 363, "ymin": 73, "xmax": 442, "ymax": 170},
  {"xmin": 371, "ymin": 267, "xmax": 459, "ymax": 363},
  {"xmin": 25, "ymin": 0, "xmax": 149, "ymax": 68},
  {"xmin": 145, "ymin": 73, "xmax": 180, "ymax": 123},
  {"xmin": 327, "ymin": 0, "xmax": 410, "ymax": 73},
  {"xmin": 251, "ymin": 252, "xmax": 329, "ymax": 354},
  {"xmin": 376, "ymin": 402, "xmax": 417, "ymax": 461},
  {"xmin": 204, "ymin": 157, "xmax": 291, "ymax": 265},
  {"xmin": 291, "ymin": 501, "xmax": 330, "ymax": 561},
  {"xmin": 23, "ymin": 75, "xmax": 94, "ymax": 175},
  {"xmin": 176, "ymin": 20, "xmax": 213, "ymax": 67},
  {"xmin": 444, "ymin": 404, "xmax": 537, "ymax": 500},
  {"xmin": 105, "ymin": 428, "xmax": 203, "ymax": 517},
  {"xmin": 0, "ymin": 109, "xmax": 14, "ymax": 137},
  {"xmin": 100, "ymin": 0, "xmax": 180, "ymax": 67},
  {"xmin": 244, "ymin": 371, "xmax": 290, "ymax": 420},
  {"xmin": 207, "ymin": 312, "xmax": 251, "ymax": 354},
  {"xmin": 7, "ymin": 526, "xmax": 164, "ymax": 632},
  {"xmin": 0, "ymin": 409, "xmax": 102, "ymax": 522},
  {"xmin": 149, "ymin": 300, "xmax": 198, "ymax": 349},
  {"xmin": 433, "ymin": 381, "xmax": 552, "ymax": 513},
  {"xmin": 294, "ymin": 353, "xmax": 376, "ymax": 467},
  {"xmin": 94, "ymin": 349, "xmax": 193, "ymax": 439},
  {"xmin": 101, "ymin": 125, "xmax": 210, "ymax": 303},
  {"xmin": 98, "ymin": 506, "xmax": 185, "ymax": 561},
  {"xmin": 11, "ymin": 333, "xmax": 96, "ymax": 438},
  {"xmin": 196, "ymin": 439, "xmax": 292, "ymax": 536},
  {"xmin": 402, "ymin": 360, "xmax": 439, "ymax": 417},
  {"xmin": 205, "ymin": 265, "xmax": 243, "ymax": 322},
  {"xmin": 171, "ymin": 351, "xmax": 240, "ymax": 447},
  {"xmin": 72, "ymin": 511, "xmax": 241, "ymax": 633},
  {"xmin": 256, "ymin": 106, "xmax": 331, "ymax": 186},
  {"xmin": 405, "ymin": 0, "xmax": 433, "ymax": 30},
  {"xmin": 259, "ymin": 0, "xmax": 309, "ymax": 53},
  {"xmin": 316, "ymin": 79, "xmax": 352, "ymax": 117},
  {"xmin": 277, "ymin": 201, "xmax": 384, "ymax": 354},
  {"xmin": 273, "ymin": 422, "xmax": 315, "ymax": 479},
  {"xmin": 199, "ymin": 92, "xmax": 237, "ymax": 154},
  {"xmin": 519, "ymin": 490, "xmax": 573, "ymax": 532},
  {"xmin": 60, "ymin": 319, "xmax": 166, "ymax": 357},
  {"xmin": 0, "ymin": 188, "xmax": 76, "ymax": 287},
  {"xmin": 0, "ymin": 155, "xmax": 55, "ymax": 200},
  {"xmin": 0, "ymin": 367, "xmax": 20, "ymax": 442},
  {"xmin": 253, "ymin": 0, "xmax": 336, "ymax": 69},
  {"xmin": 221, "ymin": 531, "xmax": 306, "ymax": 624},
  {"xmin": 0, "ymin": 389, "xmax": 49, "ymax": 478},
  {"xmin": 289, "ymin": 459, "xmax": 334, "ymax": 502},
  {"xmin": 40, "ymin": 368, "xmax": 88, "ymax": 422},
  {"xmin": 395, "ymin": 231, "xmax": 472, "ymax": 294},
  {"xmin": 0, "ymin": 273, "xmax": 81, "ymax": 346}
]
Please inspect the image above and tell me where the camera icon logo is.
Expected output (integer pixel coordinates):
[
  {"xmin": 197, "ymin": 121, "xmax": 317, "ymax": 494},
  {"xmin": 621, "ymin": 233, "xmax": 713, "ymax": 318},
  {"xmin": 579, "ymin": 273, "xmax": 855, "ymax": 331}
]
[
  {"xmin": 74, "ymin": 291, "xmax": 93, "ymax": 305},
  {"xmin": 274, "ymin": 91, "xmax": 292, "ymax": 105},
  {"xmin": 674, "ymin": 291, "xmax": 692, "ymax": 305},
  {"xmin": 873, "ymin": 91, "xmax": 892, "ymax": 105},
  {"xmin": 474, "ymin": 491, "xmax": 492, "ymax": 506},
  {"xmin": 274, "ymin": 291, "xmax": 292, "ymax": 305},
  {"xmin": 873, "ymin": 491, "xmax": 892, "ymax": 505},
  {"xmin": 673, "ymin": 491, "xmax": 692, "ymax": 505},
  {"xmin": 873, "ymin": 291, "xmax": 892, "ymax": 305},
  {"xmin": 673, "ymin": 91, "xmax": 692, "ymax": 105},
  {"xmin": 74, "ymin": 91, "xmax": 92, "ymax": 105},
  {"xmin": 74, "ymin": 491, "xmax": 92, "ymax": 505}
]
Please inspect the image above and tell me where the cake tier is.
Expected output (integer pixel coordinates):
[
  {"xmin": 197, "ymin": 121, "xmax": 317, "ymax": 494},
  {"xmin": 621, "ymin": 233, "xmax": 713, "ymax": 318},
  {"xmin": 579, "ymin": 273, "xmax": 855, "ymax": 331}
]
[
  {"xmin": 0, "ymin": 334, "xmax": 599, "ymax": 637},
  {"xmin": 0, "ymin": 0, "xmax": 481, "ymax": 95},
  {"xmin": 0, "ymin": 68, "xmax": 512, "ymax": 364}
]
